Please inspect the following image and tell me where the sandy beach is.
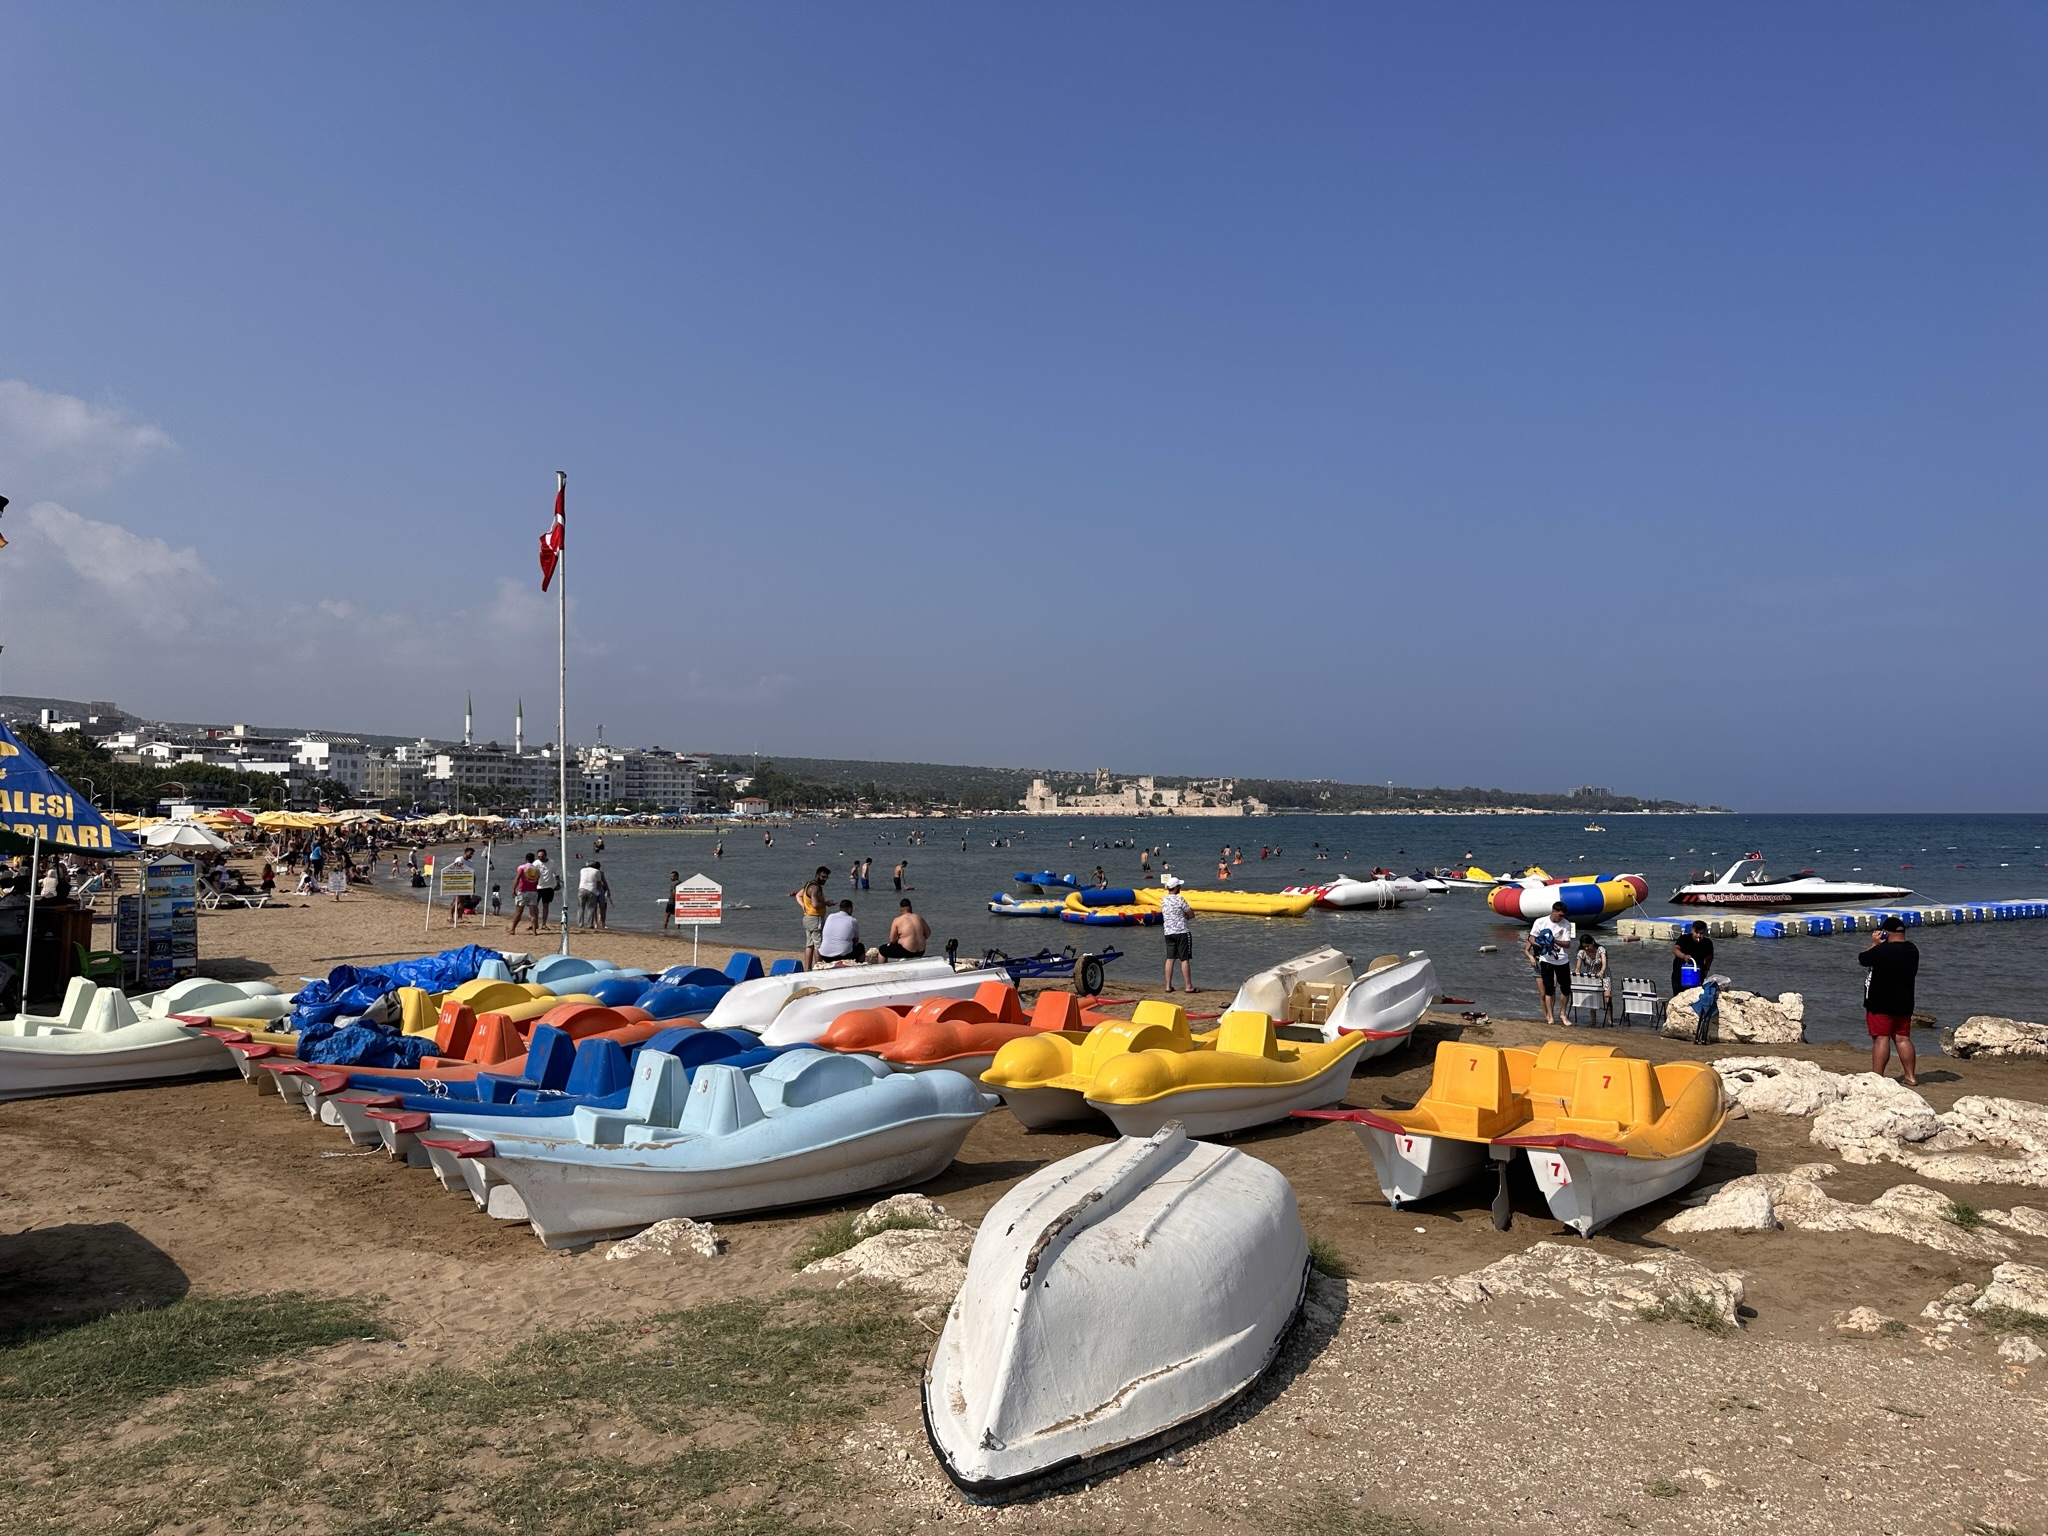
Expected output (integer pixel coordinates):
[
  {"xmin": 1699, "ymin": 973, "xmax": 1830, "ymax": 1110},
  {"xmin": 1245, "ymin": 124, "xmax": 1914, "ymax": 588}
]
[{"xmin": 4, "ymin": 875, "xmax": 2047, "ymax": 1533}]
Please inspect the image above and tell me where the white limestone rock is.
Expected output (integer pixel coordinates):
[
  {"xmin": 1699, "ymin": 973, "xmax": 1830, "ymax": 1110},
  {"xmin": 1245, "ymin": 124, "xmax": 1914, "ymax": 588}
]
[
  {"xmin": 1947, "ymin": 1017, "xmax": 2048, "ymax": 1060},
  {"xmin": 1811, "ymin": 1076, "xmax": 1946, "ymax": 1163},
  {"xmin": 1972, "ymin": 1263, "xmax": 2048, "ymax": 1322},
  {"xmin": 1661, "ymin": 1179, "xmax": 1781, "ymax": 1233},
  {"xmin": 1891, "ymin": 1096, "xmax": 2048, "ymax": 1188},
  {"xmin": 1833, "ymin": 1306, "xmax": 1899, "ymax": 1334},
  {"xmin": 1713, "ymin": 1056, "xmax": 1851, "ymax": 1117},
  {"xmin": 1355, "ymin": 1240, "xmax": 1747, "ymax": 1328},
  {"xmin": 605, "ymin": 1217, "xmax": 724, "ymax": 1261},
  {"xmin": 1662, "ymin": 989, "xmax": 1805, "ymax": 1044},
  {"xmin": 1983, "ymin": 1205, "xmax": 2048, "ymax": 1238},
  {"xmin": 852, "ymin": 1192, "xmax": 963, "ymax": 1238},
  {"xmin": 1998, "ymin": 1334, "xmax": 2046, "ymax": 1365},
  {"xmin": 802, "ymin": 1226, "xmax": 974, "ymax": 1316}
]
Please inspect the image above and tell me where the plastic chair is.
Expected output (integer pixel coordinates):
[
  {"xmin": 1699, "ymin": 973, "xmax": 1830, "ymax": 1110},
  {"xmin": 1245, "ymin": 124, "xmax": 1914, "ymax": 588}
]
[
  {"xmin": 1567, "ymin": 974, "xmax": 1609, "ymax": 1027},
  {"xmin": 1619, "ymin": 978, "xmax": 1659, "ymax": 1028},
  {"xmin": 74, "ymin": 942, "xmax": 124, "ymax": 986}
]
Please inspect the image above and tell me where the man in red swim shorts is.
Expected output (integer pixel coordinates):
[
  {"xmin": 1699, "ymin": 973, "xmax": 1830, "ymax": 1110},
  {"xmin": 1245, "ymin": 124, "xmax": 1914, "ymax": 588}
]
[{"xmin": 1858, "ymin": 916, "xmax": 1920, "ymax": 1086}]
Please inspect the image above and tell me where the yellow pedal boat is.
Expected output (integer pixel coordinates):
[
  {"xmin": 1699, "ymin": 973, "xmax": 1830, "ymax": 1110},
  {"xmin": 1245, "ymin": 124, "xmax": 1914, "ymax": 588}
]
[{"xmin": 981, "ymin": 1000, "xmax": 1367, "ymax": 1137}]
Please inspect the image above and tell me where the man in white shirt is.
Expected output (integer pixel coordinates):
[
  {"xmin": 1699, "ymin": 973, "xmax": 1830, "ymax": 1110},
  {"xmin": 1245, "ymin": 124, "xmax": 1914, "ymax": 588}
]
[
  {"xmin": 1160, "ymin": 873, "xmax": 1194, "ymax": 993},
  {"xmin": 1524, "ymin": 901, "xmax": 1577, "ymax": 1026},
  {"xmin": 818, "ymin": 899, "xmax": 864, "ymax": 964},
  {"xmin": 577, "ymin": 860, "xmax": 608, "ymax": 931}
]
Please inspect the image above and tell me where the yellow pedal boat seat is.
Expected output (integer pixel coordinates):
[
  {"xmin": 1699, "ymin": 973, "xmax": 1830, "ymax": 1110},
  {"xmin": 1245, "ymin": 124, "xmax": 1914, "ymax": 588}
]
[
  {"xmin": 1503, "ymin": 1055, "xmax": 1726, "ymax": 1158},
  {"xmin": 1087, "ymin": 1009, "xmax": 1365, "ymax": 1105},
  {"xmin": 1373, "ymin": 1041, "xmax": 1533, "ymax": 1143},
  {"xmin": 1505, "ymin": 1040, "xmax": 1621, "ymax": 1104},
  {"xmin": 985, "ymin": 998, "xmax": 1194, "ymax": 1095}
]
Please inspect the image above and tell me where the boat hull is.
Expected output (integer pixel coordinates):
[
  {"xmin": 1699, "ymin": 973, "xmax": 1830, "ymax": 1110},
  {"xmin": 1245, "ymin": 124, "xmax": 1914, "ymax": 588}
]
[
  {"xmin": 0, "ymin": 1030, "xmax": 235, "ymax": 1102},
  {"xmin": 758, "ymin": 972, "xmax": 998, "ymax": 1047},
  {"xmin": 1351, "ymin": 1123, "xmax": 1490, "ymax": 1206},
  {"xmin": 1086, "ymin": 1049, "xmax": 1360, "ymax": 1139},
  {"xmin": 1322, "ymin": 955, "xmax": 1437, "ymax": 1051},
  {"xmin": 489, "ymin": 1111, "xmax": 986, "ymax": 1247},
  {"xmin": 1672, "ymin": 883, "xmax": 1912, "ymax": 907},
  {"xmin": 1519, "ymin": 1142, "xmax": 1713, "ymax": 1236},
  {"xmin": 701, "ymin": 958, "xmax": 959, "ymax": 1035},
  {"xmin": 924, "ymin": 1126, "xmax": 1308, "ymax": 1501}
]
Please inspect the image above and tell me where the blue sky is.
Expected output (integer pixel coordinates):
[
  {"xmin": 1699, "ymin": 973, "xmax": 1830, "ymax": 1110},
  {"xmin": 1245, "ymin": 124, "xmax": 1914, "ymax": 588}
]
[{"xmin": 1, "ymin": 5, "xmax": 2042, "ymax": 809}]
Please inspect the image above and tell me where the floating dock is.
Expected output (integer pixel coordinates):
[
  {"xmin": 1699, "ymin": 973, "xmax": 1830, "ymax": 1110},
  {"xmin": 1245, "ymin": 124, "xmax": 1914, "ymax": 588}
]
[{"xmin": 1617, "ymin": 900, "xmax": 2048, "ymax": 941}]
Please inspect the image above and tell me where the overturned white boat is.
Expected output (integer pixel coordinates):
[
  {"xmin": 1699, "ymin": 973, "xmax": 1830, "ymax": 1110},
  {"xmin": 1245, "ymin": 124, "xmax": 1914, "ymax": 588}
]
[
  {"xmin": 134, "ymin": 976, "xmax": 294, "ymax": 1023},
  {"xmin": 755, "ymin": 967, "xmax": 1003, "ymax": 1048},
  {"xmin": 700, "ymin": 957, "xmax": 960, "ymax": 1035},
  {"xmin": 0, "ymin": 981, "xmax": 237, "ymax": 1101},
  {"xmin": 924, "ymin": 1123, "xmax": 1309, "ymax": 1500},
  {"xmin": 1229, "ymin": 947, "xmax": 1438, "ymax": 1059}
]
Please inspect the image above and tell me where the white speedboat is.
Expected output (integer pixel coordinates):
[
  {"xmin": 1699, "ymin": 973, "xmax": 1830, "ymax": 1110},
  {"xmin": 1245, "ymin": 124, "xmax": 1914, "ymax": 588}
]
[
  {"xmin": 756, "ymin": 968, "xmax": 1002, "ymax": 1047},
  {"xmin": 1671, "ymin": 854, "xmax": 1912, "ymax": 908},
  {"xmin": 0, "ymin": 983, "xmax": 237, "ymax": 1101},
  {"xmin": 699, "ymin": 956, "xmax": 959, "ymax": 1035},
  {"xmin": 924, "ymin": 1124, "xmax": 1309, "ymax": 1500}
]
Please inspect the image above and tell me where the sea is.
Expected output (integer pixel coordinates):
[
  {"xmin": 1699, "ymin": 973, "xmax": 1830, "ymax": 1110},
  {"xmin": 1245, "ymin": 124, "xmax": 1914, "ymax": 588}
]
[{"xmin": 398, "ymin": 813, "xmax": 2048, "ymax": 1050}]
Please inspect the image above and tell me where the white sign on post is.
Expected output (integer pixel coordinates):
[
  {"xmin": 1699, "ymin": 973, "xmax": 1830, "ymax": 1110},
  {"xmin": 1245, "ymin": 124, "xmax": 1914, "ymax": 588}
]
[{"xmin": 673, "ymin": 874, "xmax": 722, "ymax": 964}]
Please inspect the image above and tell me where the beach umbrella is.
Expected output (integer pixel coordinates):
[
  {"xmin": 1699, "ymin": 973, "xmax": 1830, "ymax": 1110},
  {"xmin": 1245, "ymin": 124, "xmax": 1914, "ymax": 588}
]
[
  {"xmin": 215, "ymin": 808, "xmax": 258, "ymax": 826},
  {"xmin": 140, "ymin": 820, "xmax": 233, "ymax": 852}
]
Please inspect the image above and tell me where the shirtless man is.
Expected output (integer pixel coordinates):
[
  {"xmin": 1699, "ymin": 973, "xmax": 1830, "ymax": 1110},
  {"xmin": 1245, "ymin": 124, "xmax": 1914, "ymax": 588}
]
[{"xmin": 879, "ymin": 898, "xmax": 930, "ymax": 960}]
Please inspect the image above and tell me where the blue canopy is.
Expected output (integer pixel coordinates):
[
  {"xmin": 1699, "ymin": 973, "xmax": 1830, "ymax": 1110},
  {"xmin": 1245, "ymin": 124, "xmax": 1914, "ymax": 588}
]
[{"xmin": 0, "ymin": 719, "xmax": 138, "ymax": 854}]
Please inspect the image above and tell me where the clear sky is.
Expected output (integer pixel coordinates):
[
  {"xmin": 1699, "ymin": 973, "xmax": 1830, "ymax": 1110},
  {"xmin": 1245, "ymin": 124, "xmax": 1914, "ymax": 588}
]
[{"xmin": 2, "ymin": 5, "xmax": 2042, "ymax": 810}]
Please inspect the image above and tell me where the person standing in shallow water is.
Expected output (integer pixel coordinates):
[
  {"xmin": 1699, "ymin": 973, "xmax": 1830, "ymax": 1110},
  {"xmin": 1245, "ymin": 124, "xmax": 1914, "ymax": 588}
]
[{"xmin": 1860, "ymin": 915, "xmax": 1920, "ymax": 1085}]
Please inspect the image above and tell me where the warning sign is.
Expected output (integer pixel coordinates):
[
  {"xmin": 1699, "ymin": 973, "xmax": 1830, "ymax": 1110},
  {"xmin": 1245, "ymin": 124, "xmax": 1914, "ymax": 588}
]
[
  {"xmin": 440, "ymin": 868, "xmax": 475, "ymax": 896},
  {"xmin": 672, "ymin": 874, "xmax": 723, "ymax": 926}
]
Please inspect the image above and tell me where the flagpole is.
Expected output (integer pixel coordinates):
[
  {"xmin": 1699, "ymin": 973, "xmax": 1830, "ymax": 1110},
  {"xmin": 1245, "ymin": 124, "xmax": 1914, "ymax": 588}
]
[
  {"xmin": 556, "ymin": 470, "xmax": 570, "ymax": 957},
  {"xmin": 20, "ymin": 837, "xmax": 38, "ymax": 1007}
]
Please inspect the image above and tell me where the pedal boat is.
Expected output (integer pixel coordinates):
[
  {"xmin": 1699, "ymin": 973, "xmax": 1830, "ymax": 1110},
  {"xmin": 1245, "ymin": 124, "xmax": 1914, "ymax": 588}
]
[
  {"xmin": 699, "ymin": 956, "xmax": 960, "ymax": 1034},
  {"xmin": 0, "ymin": 982, "xmax": 238, "ymax": 1100},
  {"xmin": 924, "ymin": 1123, "xmax": 1308, "ymax": 1500},
  {"xmin": 982, "ymin": 1000, "xmax": 1366, "ymax": 1137},
  {"xmin": 444, "ymin": 1049, "xmax": 995, "ymax": 1247},
  {"xmin": 815, "ymin": 985, "xmax": 1102, "ymax": 1078},
  {"xmin": 1295, "ymin": 1040, "xmax": 1614, "ymax": 1207},
  {"xmin": 1496, "ymin": 1054, "xmax": 1726, "ymax": 1235},
  {"xmin": 756, "ymin": 968, "xmax": 1003, "ymax": 1048}
]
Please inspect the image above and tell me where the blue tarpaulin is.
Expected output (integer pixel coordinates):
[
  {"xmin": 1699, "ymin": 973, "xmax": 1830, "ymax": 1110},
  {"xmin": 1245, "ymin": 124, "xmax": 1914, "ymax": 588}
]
[
  {"xmin": 290, "ymin": 944, "xmax": 502, "ymax": 1028},
  {"xmin": 295, "ymin": 1020, "xmax": 437, "ymax": 1069}
]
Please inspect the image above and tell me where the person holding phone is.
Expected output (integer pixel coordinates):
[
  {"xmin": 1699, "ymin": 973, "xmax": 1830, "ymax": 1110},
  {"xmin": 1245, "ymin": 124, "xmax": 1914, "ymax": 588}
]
[{"xmin": 1860, "ymin": 916, "xmax": 1920, "ymax": 1085}]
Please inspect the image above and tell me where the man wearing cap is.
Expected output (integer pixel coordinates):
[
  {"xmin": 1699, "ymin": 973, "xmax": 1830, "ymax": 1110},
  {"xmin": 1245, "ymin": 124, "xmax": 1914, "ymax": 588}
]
[
  {"xmin": 1160, "ymin": 874, "xmax": 1194, "ymax": 992},
  {"xmin": 1859, "ymin": 915, "xmax": 1920, "ymax": 1085}
]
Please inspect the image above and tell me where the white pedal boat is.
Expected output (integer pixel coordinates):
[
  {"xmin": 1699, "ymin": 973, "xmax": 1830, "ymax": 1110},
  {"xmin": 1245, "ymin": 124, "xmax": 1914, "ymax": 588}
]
[
  {"xmin": 452, "ymin": 1050, "xmax": 994, "ymax": 1247},
  {"xmin": 0, "ymin": 982, "xmax": 237, "ymax": 1100},
  {"xmin": 1228, "ymin": 946, "xmax": 1353, "ymax": 1018},
  {"xmin": 134, "ymin": 977, "xmax": 294, "ymax": 1023},
  {"xmin": 700, "ymin": 956, "xmax": 959, "ymax": 1035},
  {"xmin": 1307, "ymin": 1108, "xmax": 1493, "ymax": 1208},
  {"xmin": 924, "ymin": 1123, "xmax": 1309, "ymax": 1500},
  {"xmin": 755, "ymin": 968, "xmax": 1003, "ymax": 1048},
  {"xmin": 1231, "ymin": 946, "xmax": 1437, "ymax": 1058},
  {"xmin": 1511, "ymin": 1135, "xmax": 1717, "ymax": 1238}
]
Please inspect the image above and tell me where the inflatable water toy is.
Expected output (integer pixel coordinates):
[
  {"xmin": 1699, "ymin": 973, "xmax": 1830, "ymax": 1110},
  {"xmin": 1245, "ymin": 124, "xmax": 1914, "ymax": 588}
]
[
  {"xmin": 1498, "ymin": 1053, "xmax": 1726, "ymax": 1235},
  {"xmin": 1131, "ymin": 888, "xmax": 1317, "ymax": 918},
  {"xmin": 1488, "ymin": 875, "xmax": 1647, "ymax": 923},
  {"xmin": 981, "ymin": 999, "xmax": 1365, "ymax": 1137},
  {"xmin": 699, "ymin": 957, "xmax": 958, "ymax": 1034},
  {"xmin": 1296, "ymin": 1040, "xmax": 1616, "ymax": 1208},
  {"xmin": 817, "ymin": 987, "xmax": 1107, "ymax": 1078},
  {"xmin": 1015, "ymin": 871, "xmax": 1079, "ymax": 888},
  {"xmin": 989, "ymin": 894, "xmax": 1068, "ymax": 918},
  {"xmin": 1282, "ymin": 876, "xmax": 1432, "ymax": 909},
  {"xmin": 1226, "ymin": 947, "xmax": 1438, "ymax": 1057},
  {"xmin": 1058, "ymin": 903, "xmax": 1159, "ymax": 927},
  {"xmin": 757, "ymin": 968, "xmax": 1004, "ymax": 1048},
  {"xmin": 442, "ymin": 1049, "xmax": 996, "ymax": 1247},
  {"xmin": 0, "ymin": 983, "xmax": 236, "ymax": 1101},
  {"xmin": 924, "ymin": 1124, "xmax": 1308, "ymax": 1499}
]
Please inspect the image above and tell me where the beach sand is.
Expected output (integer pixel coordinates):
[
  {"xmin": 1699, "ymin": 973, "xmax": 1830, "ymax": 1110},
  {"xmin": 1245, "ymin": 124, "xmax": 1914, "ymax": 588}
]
[{"xmin": 3, "ymin": 876, "xmax": 2045, "ymax": 1532}]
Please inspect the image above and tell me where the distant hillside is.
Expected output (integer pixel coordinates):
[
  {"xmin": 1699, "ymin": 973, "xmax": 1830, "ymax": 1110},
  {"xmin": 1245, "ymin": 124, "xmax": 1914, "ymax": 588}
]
[{"xmin": 705, "ymin": 754, "xmax": 1718, "ymax": 814}]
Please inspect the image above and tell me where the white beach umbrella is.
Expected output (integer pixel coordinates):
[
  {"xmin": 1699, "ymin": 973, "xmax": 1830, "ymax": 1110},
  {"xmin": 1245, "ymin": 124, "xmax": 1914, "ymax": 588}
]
[{"xmin": 139, "ymin": 820, "xmax": 233, "ymax": 851}]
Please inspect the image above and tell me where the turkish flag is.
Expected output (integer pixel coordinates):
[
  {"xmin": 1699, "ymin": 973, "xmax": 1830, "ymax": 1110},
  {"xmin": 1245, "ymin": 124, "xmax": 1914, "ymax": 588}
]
[{"xmin": 538, "ymin": 478, "xmax": 564, "ymax": 591}]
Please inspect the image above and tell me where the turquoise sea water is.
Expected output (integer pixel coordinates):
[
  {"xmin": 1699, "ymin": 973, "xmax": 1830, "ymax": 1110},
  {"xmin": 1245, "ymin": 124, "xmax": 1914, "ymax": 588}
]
[{"xmin": 403, "ymin": 813, "xmax": 2048, "ymax": 1049}]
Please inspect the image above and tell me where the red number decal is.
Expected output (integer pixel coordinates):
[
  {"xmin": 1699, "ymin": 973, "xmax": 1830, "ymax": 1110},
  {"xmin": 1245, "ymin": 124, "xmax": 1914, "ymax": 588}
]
[
  {"xmin": 1468, "ymin": 1057, "xmax": 1478, "ymax": 1070},
  {"xmin": 1601, "ymin": 1074, "xmax": 1612, "ymax": 1088}
]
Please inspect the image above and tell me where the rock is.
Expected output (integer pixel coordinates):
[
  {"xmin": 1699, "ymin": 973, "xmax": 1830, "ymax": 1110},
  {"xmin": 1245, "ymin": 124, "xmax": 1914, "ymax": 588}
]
[
  {"xmin": 605, "ymin": 1217, "xmax": 723, "ymax": 1261},
  {"xmin": 1972, "ymin": 1263, "xmax": 2048, "ymax": 1322},
  {"xmin": 801, "ymin": 1226, "xmax": 974, "ymax": 1320},
  {"xmin": 852, "ymin": 1192, "xmax": 963, "ymax": 1238},
  {"xmin": 1661, "ymin": 1179, "xmax": 1780, "ymax": 1233},
  {"xmin": 1833, "ymin": 1306, "xmax": 1899, "ymax": 1334},
  {"xmin": 1810, "ymin": 1076, "xmax": 1946, "ymax": 1163},
  {"xmin": 1948, "ymin": 1017, "xmax": 2048, "ymax": 1060},
  {"xmin": 1889, "ymin": 1096, "xmax": 2048, "ymax": 1188},
  {"xmin": 1713, "ymin": 1056, "xmax": 1851, "ymax": 1117},
  {"xmin": 1984, "ymin": 1206, "xmax": 2048, "ymax": 1238},
  {"xmin": 1998, "ymin": 1335, "xmax": 2047, "ymax": 1365},
  {"xmin": 1662, "ymin": 989, "xmax": 1805, "ymax": 1044},
  {"xmin": 1356, "ymin": 1240, "xmax": 1747, "ymax": 1328}
]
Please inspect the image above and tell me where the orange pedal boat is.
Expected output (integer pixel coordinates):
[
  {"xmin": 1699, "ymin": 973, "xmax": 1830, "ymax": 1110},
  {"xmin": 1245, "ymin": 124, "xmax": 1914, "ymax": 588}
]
[{"xmin": 814, "ymin": 985, "xmax": 1110, "ymax": 1077}]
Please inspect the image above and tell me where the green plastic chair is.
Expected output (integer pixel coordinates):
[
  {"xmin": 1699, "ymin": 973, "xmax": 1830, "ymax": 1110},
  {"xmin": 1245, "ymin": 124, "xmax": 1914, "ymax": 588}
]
[{"xmin": 74, "ymin": 942, "xmax": 123, "ymax": 986}]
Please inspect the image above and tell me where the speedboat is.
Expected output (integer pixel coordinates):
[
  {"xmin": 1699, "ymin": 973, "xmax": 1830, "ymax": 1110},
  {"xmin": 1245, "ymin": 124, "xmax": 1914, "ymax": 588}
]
[
  {"xmin": 1227, "ymin": 946, "xmax": 1438, "ymax": 1057},
  {"xmin": 448, "ymin": 1049, "xmax": 995, "ymax": 1247},
  {"xmin": 980, "ymin": 999, "xmax": 1365, "ymax": 1137},
  {"xmin": 0, "ymin": 982, "xmax": 237, "ymax": 1100},
  {"xmin": 1671, "ymin": 854, "xmax": 1912, "ymax": 907},
  {"xmin": 924, "ymin": 1123, "xmax": 1308, "ymax": 1500}
]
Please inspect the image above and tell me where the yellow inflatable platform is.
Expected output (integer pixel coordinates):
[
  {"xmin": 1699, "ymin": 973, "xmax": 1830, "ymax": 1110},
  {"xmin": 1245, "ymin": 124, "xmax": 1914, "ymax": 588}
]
[{"xmin": 1132, "ymin": 887, "xmax": 1318, "ymax": 918}]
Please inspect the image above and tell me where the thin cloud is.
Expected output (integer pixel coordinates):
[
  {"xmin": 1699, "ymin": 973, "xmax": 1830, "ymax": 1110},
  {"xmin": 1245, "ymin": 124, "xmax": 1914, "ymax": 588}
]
[{"xmin": 0, "ymin": 381, "xmax": 177, "ymax": 495}]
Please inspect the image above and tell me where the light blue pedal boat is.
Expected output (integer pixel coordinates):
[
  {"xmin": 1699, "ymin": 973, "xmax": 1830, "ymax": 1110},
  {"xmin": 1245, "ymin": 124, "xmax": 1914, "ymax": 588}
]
[{"xmin": 425, "ymin": 1048, "xmax": 995, "ymax": 1247}]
